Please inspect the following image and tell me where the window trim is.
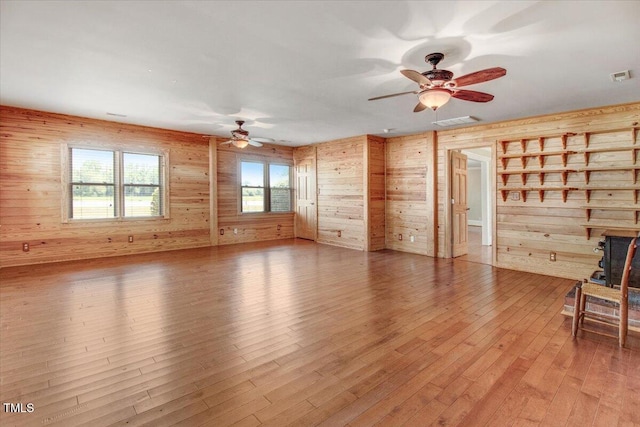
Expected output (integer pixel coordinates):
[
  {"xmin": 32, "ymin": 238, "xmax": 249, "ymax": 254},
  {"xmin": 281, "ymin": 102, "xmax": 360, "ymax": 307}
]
[
  {"xmin": 62, "ymin": 143, "xmax": 170, "ymax": 223},
  {"xmin": 238, "ymin": 157, "xmax": 293, "ymax": 214}
]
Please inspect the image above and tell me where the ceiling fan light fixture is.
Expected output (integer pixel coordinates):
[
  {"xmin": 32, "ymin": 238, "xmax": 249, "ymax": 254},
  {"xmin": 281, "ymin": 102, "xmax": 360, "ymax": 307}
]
[
  {"xmin": 418, "ymin": 88, "xmax": 451, "ymax": 111},
  {"xmin": 233, "ymin": 138, "xmax": 250, "ymax": 149}
]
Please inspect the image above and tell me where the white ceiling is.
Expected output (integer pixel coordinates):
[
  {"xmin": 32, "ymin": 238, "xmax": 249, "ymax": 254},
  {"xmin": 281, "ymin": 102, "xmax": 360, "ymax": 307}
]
[{"xmin": 1, "ymin": 1, "xmax": 639, "ymax": 146}]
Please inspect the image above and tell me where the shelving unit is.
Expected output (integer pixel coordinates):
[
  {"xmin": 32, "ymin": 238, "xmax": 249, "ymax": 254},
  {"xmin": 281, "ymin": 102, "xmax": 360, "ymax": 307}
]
[
  {"xmin": 498, "ymin": 127, "xmax": 639, "ymax": 238},
  {"xmin": 499, "ymin": 150, "xmax": 575, "ymax": 169},
  {"xmin": 500, "ymin": 187, "xmax": 578, "ymax": 203},
  {"xmin": 579, "ymin": 186, "xmax": 640, "ymax": 203},
  {"xmin": 581, "ymin": 223, "xmax": 640, "ymax": 239},
  {"xmin": 499, "ymin": 169, "xmax": 578, "ymax": 185},
  {"xmin": 576, "ymin": 146, "xmax": 638, "ymax": 166},
  {"xmin": 582, "ymin": 205, "xmax": 640, "ymax": 222},
  {"xmin": 578, "ymin": 165, "xmax": 640, "ymax": 184}
]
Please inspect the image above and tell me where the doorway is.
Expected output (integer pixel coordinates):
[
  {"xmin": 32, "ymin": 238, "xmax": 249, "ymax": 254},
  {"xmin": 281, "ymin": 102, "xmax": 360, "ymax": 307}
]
[{"xmin": 448, "ymin": 146, "xmax": 494, "ymax": 265}]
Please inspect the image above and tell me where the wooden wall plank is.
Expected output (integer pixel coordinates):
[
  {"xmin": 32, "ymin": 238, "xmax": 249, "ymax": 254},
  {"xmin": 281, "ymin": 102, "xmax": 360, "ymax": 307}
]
[
  {"xmin": 0, "ymin": 106, "xmax": 212, "ymax": 267},
  {"xmin": 384, "ymin": 132, "xmax": 436, "ymax": 256},
  {"xmin": 215, "ymin": 143, "xmax": 295, "ymax": 246},
  {"xmin": 367, "ymin": 135, "xmax": 386, "ymax": 251},
  {"xmin": 315, "ymin": 136, "xmax": 367, "ymax": 250}
]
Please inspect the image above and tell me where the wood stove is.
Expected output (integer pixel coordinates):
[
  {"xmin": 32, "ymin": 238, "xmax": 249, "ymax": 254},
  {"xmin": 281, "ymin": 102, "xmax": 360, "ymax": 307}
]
[
  {"xmin": 562, "ymin": 229, "xmax": 640, "ymax": 331},
  {"xmin": 599, "ymin": 230, "xmax": 640, "ymax": 288}
]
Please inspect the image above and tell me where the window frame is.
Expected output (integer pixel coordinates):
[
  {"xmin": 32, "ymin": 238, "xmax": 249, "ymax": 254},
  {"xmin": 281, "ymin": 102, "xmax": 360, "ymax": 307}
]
[
  {"xmin": 238, "ymin": 157, "xmax": 293, "ymax": 214},
  {"xmin": 62, "ymin": 143, "xmax": 169, "ymax": 223}
]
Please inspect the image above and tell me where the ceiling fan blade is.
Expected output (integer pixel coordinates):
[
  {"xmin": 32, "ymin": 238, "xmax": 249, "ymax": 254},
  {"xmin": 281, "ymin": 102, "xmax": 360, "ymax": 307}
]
[
  {"xmin": 401, "ymin": 69, "xmax": 431, "ymax": 86},
  {"xmin": 453, "ymin": 67, "xmax": 506, "ymax": 87},
  {"xmin": 452, "ymin": 89, "xmax": 495, "ymax": 102},
  {"xmin": 250, "ymin": 137, "xmax": 274, "ymax": 143},
  {"xmin": 413, "ymin": 102, "xmax": 428, "ymax": 113},
  {"xmin": 368, "ymin": 90, "xmax": 417, "ymax": 101},
  {"xmin": 248, "ymin": 140, "xmax": 263, "ymax": 147}
]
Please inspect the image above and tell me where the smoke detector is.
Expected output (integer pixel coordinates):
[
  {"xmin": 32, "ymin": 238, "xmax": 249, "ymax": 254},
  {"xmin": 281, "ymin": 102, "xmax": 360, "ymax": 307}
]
[{"xmin": 610, "ymin": 70, "xmax": 631, "ymax": 82}]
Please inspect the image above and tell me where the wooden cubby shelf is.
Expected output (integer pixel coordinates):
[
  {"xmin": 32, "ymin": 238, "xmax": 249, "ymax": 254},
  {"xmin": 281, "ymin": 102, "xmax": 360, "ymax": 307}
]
[
  {"xmin": 500, "ymin": 187, "xmax": 578, "ymax": 203},
  {"xmin": 578, "ymin": 166, "xmax": 640, "ymax": 184},
  {"xmin": 499, "ymin": 132, "xmax": 576, "ymax": 154},
  {"xmin": 499, "ymin": 150, "xmax": 576, "ymax": 169},
  {"xmin": 575, "ymin": 146, "xmax": 639, "ymax": 166},
  {"xmin": 499, "ymin": 169, "xmax": 578, "ymax": 186},
  {"xmin": 582, "ymin": 205, "xmax": 640, "ymax": 222},
  {"xmin": 499, "ymin": 127, "xmax": 639, "ymax": 240},
  {"xmin": 578, "ymin": 186, "xmax": 640, "ymax": 203},
  {"xmin": 581, "ymin": 127, "xmax": 639, "ymax": 148},
  {"xmin": 581, "ymin": 223, "xmax": 640, "ymax": 240}
]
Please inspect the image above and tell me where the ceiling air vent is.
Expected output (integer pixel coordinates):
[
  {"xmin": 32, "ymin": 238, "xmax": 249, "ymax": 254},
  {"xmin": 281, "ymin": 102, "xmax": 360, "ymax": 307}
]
[
  {"xmin": 432, "ymin": 116, "xmax": 479, "ymax": 127},
  {"xmin": 610, "ymin": 70, "xmax": 631, "ymax": 82}
]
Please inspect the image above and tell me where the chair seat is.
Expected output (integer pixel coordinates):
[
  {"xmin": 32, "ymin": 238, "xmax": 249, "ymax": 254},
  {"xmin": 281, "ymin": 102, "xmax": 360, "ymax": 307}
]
[{"xmin": 581, "ymin": 282, "xmax": 622, "ymax": 304}]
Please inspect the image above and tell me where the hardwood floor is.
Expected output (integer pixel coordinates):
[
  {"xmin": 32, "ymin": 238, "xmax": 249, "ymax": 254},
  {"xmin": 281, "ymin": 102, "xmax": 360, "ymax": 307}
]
[
  {"xmin": 457, "ymin": 226, "xmax": 492, "ymax": 265},
  {"xmin": 1, "ymin": 239, "xmax": 638, "ymax": 426}
]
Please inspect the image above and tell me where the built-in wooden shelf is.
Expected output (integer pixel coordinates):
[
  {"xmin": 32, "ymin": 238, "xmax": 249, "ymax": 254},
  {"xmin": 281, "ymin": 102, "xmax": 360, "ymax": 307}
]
[
  {"xmin": 575, "ymin": 146, "xmax": 639, "ymax": 166},
  {"xmin": 499, "ymin": 127, "xmax": 640, "ymax": 240},
  {"xmin": 578, "ymin": 165, "xmax": 640, "ymax": 184},
  {"xmin": 582, "ymin": 205, "xmax": 640, "ymax": 222},
  {"xmin": 581, "ymin": 127, "xmax": 639, "ymax": 148},
  {"xmin": 500, "ymin": 187, "xmax": 578, "ymax": 203},
  {"xmin": 499, "ymin": 132, "xmax": 576, "ymax": 154},
  {"xmin": 499, "ymin": 150, "xmax": 576, "ymax": 169},
  {"xmin": 500, "ymin": 169, "xmax": 578, "ymax": 185},
  {"xmin": 578, "ymin": 186, "xmax": 640, "ymax": 203},
  {"xmin": 581, "ymin": 223, "xmax": 640, "ymax": 239}
]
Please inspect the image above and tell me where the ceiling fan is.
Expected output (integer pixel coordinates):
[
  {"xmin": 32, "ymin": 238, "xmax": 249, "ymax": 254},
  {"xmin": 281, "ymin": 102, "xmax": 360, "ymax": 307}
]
[
  {"xmin": 369, "ymin": 52, "xmax": 506, "ymax": 112},
  {"xmin": 220, "ymin": 120, "xmax": 265, "ymax": 148}
]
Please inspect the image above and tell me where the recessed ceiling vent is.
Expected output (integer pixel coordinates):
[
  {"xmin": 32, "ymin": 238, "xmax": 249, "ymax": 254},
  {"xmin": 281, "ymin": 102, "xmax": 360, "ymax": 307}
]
[
  {"xmin": 432, "ymin": 116, "xmax": 479, "ymax": 127},
  {"xmin": 610, "ymin": 70, "xmax": 631, "ymax": 82}
]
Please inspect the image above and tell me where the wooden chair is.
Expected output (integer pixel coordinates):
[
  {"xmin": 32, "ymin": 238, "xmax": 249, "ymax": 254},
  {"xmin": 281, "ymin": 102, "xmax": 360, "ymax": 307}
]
[{"xmin": 572, "ymin": 234, "xmax": 638, "ymax": 347}]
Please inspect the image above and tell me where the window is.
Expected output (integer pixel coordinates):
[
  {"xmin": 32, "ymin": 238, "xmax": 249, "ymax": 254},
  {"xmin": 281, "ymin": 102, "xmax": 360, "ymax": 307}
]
[
  {"xmin": 67, "ymin": 147, "xmax": 166, "ymax": 220},
  {"xmin": 240, "ymin": 160, "xmax": 292, "ymax": 213}
]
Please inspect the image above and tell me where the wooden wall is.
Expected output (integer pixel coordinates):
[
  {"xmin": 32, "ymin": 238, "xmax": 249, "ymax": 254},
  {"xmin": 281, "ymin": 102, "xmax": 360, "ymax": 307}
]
[
  {"xmin": 366, "ymin": 135, "xmax": 386, "ymax": 251},
  {"xmin": 216, "ymin": 142, "xmax": 295, "ymax": 245},
  {"xmin": 437, "ymin": 102, "xmax": 640, "ymax": 279},
  {"xmin": 316, "ymin": 136, "xmax": 367, "ymax": 249},
  {"xmin": 385, "ymin": 131, "xmax": 437, "ymax": 256},
  {"xmin": 0, "ymin": 106, "xmax": 212, "ymax": 267}
]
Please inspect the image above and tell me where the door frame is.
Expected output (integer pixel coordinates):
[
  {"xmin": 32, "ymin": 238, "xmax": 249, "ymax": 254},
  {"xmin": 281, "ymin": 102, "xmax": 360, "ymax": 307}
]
[{"xmin": 444, "ymin": 143, "xmax": 497, "ymax": 264}]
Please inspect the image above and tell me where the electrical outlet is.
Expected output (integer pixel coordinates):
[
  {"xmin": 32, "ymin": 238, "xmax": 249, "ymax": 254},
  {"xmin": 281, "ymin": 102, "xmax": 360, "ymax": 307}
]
[
  {"xmin": 337, "ymin": 230, "xmax": 341, "ymax": 237},
  {"xmin": 128, "ymin": 236, "xmax": 134, "ymax": 243},
  {"xmin": 511, "ymin": 191, "xmax": 520, "ymax": 201},
  {"xmin": 399, "ymin": 234, "xmax": 403, "ymax": 241},
  {"xmin": 233, "ymin": 228, "xmax": 238, "ymax": 235},
  {"xmin": 220, "ymin": 229, "xmax": 224, "ymax": 235},
  {"xmin": 550, "ymin": 252, "xmax": 557, "ymax": 262},
  {"xmin": 22, "ymin": 242, "xmax": 29, "ymax": 252}
]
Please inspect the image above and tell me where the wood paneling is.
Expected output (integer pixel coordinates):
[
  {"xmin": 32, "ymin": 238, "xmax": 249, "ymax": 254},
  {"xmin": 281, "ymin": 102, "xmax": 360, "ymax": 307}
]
[
  {"xmin": 216, "ymin": 143, "xmax": 295, "ymax": 245},
  {"xmin": 437, "ymin": 102, "xmax": 640, "ymax": 280},
  {"xmin": 384, "ymin": 132, "xmax": 437, "ymax": 256},
  {"xmin": 316, "ymin": 136, "xmax": 367, "ymax": 250},
  {"xmin": 366, "ymin": 135, "xmax": 385, "ymax": 251},
  {"xmin": 1, "ymin": 240, "xmax": 637, "ymax": 426},
  {"xmin": 0, "ymin": 106, "xmax": 211, "ymax": 267}
]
